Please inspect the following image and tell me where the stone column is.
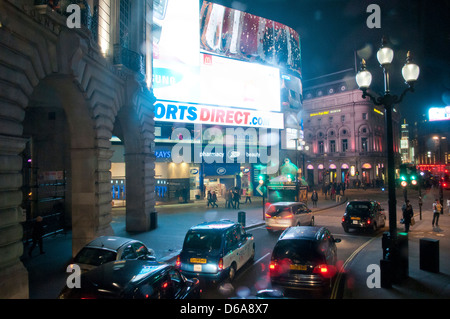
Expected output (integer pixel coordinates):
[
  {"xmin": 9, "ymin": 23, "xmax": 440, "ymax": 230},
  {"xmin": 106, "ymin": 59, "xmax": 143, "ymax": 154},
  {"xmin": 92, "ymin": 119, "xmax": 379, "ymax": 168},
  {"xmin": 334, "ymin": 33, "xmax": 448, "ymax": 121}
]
[
  {"xmin": 70, "ymin": 148, "xmax": 113, "ymax": 256},
  {"xmin": 0, "ymin": 135, "xmax": 29, "ymax": 299},
  {"xmin": 125, "ymin": 152, "xmax": 150, "ymax": 232}
]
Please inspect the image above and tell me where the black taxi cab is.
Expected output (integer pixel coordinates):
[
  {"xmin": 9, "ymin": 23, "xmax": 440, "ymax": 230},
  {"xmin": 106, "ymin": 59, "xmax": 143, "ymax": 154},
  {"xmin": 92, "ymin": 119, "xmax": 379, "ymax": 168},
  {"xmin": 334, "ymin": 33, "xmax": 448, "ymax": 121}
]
[{"xmin": 176, "ymin": 220, "xmax": 255, "ymax": 283}]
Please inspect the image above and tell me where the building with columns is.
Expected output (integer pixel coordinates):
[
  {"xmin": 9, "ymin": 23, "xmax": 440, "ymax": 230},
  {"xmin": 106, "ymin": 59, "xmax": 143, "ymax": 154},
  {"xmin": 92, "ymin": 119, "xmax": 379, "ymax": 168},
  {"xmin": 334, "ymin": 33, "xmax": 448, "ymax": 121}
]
[
  {"xmin": 301, "ymin": 71, "xmax": 401, "ymax": 189},
  {"xmin": 0, "ymin": 0, "xmax": 156, "ymax": 298}
]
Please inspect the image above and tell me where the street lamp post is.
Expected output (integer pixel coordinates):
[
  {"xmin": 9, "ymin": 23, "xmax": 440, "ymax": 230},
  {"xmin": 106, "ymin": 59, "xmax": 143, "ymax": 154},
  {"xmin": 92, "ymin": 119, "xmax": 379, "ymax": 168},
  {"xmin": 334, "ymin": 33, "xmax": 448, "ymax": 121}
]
[{"xmin": 356, "ymin": 36, "xmax": 420, "ymax": 284}]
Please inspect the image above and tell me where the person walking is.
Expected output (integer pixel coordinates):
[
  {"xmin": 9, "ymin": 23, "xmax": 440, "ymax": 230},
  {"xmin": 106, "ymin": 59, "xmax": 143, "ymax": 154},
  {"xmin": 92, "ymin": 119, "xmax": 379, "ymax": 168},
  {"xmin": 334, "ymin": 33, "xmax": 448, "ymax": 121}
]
[
  {"xmin": 206, "ymin": 190, "xmax": 212, "ymax": 207},
  {"xmin": 401, "ymin": 199, "xmax": 414, "ymax": 232},
  {"xmin": 225, "ymin": 189, "xmax": 232, "ymax": 208},
  {"xmin": 432, "ymin": 199, "xmax": 442, "ymax": 227},
  {"xmin": 233, "ymin": 189, "xmax": 240, "ymax": 209},
  {"xmin": 244, "ymin": 188, "xmax": 252, "ymax": 204},
  {"xmin": 211, "ymin": 191, "xmax": 218, "ymax": 208},
  {"xmin": 29, "ymin": 216, "xmax": 45, "ymax": 256},
  {"xmin": 311, "ymin": 190, "xmax": 318, "ymax": 207}
]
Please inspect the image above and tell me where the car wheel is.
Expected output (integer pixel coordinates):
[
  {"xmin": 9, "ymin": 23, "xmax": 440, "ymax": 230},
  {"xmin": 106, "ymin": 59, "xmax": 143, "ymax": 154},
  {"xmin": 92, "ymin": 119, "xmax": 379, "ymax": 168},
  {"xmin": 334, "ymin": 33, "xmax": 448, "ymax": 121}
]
[
  {"xmin": 343, "ymin": 225, "xmax": 349, "ymax": 233},
  {"xmin": 228, "ymin": 263, "xmax": 237, "ymax": 282}
]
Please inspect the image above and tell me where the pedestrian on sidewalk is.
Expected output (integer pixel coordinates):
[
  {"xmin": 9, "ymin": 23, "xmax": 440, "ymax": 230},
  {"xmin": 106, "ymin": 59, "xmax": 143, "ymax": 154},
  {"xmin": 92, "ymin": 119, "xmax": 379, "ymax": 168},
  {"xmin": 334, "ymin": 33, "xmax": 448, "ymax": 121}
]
[
  {"xmin": 211, "ymin": 191, "xmax": 218, "ymax": 208},
  {"xmin": 29, "ymin": 216, "xmax": 45, "ymax": 256},
  {"xmin": 311, "ymin": 190, "xmax": 318, "ymax": 207},
  {"xmin": 207, "ymin": 190, "xmax": 213, "ymax": 207},
  {"xmin": 245, "ymin": 188, "xmax": 252, "ymax": 204},
  {"xmin": 432, "ymin": 199, "xmax": 442, "ymax": 227},
  {"xmin": 401, "ymin": 199, "xmax": 414, "ymax": 232},
  {"xmin": 233, "ymin": 189, "xmax": 240, "ymax": 209}
]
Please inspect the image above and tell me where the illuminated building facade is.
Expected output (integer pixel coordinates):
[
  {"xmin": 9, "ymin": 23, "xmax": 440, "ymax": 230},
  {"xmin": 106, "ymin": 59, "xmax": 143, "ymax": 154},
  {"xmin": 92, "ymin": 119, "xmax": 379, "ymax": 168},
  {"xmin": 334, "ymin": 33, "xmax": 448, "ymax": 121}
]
[{"xmin": 301, "ymin": 71, "xmax": 401, "ymax": 188}]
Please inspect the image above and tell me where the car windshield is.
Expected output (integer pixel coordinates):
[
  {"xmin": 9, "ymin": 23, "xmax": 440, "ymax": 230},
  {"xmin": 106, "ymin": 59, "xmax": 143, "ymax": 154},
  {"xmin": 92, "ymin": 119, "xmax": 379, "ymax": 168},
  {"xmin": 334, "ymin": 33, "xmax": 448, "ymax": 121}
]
[
  {"xmin": 272, "ymin": 239, "xmax": 324, "ymax": 264},
  {"xmin": 73, "ymin": 247, "xmax": 117, "ymax": 266},
  {"xmin": 183, "ymin": 230, "xmax": 222, "ymax": 252},
  {"xmin": 346, "ymin": 203, "xmax": 372, "ymax": 216},
  {"xmin": 266, "ymin": 205, "xmax": 291, "ymax": 217}
]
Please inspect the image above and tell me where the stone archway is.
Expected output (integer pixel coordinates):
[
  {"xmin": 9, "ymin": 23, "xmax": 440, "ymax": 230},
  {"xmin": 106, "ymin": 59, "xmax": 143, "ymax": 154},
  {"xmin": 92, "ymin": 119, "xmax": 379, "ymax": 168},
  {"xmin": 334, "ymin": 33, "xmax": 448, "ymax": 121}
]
[{"xmin": 0, "ymin": 1, "xmax": 155, "ymax": 298}]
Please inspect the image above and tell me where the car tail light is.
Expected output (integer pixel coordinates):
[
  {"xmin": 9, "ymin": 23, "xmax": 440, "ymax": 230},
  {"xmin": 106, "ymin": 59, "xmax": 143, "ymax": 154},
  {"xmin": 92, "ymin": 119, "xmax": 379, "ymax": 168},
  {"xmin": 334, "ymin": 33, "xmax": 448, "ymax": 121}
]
[
  {"xmin": 269, "ymin": 261, "xmax": 278, "ymax": 275},
  {"xmin": 218, "ymin": 258, "xmax": 223, "ymax": 270},
  {"xmin": 341, "ymin": 216, "xmax": 345, "ymax": 222},
  {"xmin": 265, "ymin": 213, "xmax": 271, "ymax": 219},
  {"xmin": 313, "ymin": 264, "xmax": 329, "ymax": 275},
  {"xmin": 175, "ymin": 255, "xmax": 181, "ymax": 267},
  {"xmin": 313, "ymin": 264, "xmax": 336, "ymax": 278},
  {"xmin": 367, "ymin": 218, "xmax": 371, "ymax": 225}
]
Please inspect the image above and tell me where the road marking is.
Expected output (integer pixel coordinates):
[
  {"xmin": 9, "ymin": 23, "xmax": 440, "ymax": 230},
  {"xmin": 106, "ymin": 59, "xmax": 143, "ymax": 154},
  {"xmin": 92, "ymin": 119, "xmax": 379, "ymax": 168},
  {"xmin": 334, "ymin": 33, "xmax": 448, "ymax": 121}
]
[
  {"xmin": 330, "ymin": 235, "xmax": 379, "ymax": 299},
  {"xmin": 235, "ymin": 252, "xmax": 271, "ymax": 281}
]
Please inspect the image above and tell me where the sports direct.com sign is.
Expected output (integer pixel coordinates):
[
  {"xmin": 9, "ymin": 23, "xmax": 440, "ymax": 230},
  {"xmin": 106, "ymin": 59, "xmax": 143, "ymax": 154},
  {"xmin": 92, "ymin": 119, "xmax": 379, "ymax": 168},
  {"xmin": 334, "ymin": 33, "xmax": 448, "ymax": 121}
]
[{"xmin": 154, "ymin": 101, "xmax": 284, "ymax": 129}]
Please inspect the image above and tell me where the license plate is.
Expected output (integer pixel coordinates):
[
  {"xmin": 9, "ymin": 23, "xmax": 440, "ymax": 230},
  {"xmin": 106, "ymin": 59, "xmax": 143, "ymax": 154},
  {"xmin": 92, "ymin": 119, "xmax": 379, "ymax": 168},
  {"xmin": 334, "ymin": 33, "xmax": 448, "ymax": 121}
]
[
  {"xmin": 193, "ymin": 264, "xmax": 202, "ymax": 272},
  {"xmin": 190, "ymin": 258, "xmax": 207, "ymax": 264},
  {"xmin": 289, "ymin": 264, "xmax": 307, "ymax": 271},
  {"xmin": 352, "ymin": 220, "xmax": 359, "ymax": 225}
]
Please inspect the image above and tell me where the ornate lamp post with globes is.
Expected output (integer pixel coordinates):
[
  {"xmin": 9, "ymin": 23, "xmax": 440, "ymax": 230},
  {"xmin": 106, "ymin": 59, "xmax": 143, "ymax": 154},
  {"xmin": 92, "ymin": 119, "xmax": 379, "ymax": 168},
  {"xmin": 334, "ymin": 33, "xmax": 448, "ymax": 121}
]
[{"xmin": 355, "ymin": 36, "xmax": 420, "ymax": 284}]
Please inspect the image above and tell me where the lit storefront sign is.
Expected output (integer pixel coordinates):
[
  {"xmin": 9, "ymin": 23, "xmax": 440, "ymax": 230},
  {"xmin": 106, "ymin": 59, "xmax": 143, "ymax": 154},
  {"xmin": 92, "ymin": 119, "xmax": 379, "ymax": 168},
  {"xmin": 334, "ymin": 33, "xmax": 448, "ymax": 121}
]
[
  {"xmin": 154, "ymin": 101, "xmax": 284, "ymax": 129},
  {"xmin": 428, "ymin": 106, "xmax": 450, "ymax": 122},
  {"xmin": 309, "ymin": 109, "xmax": 341, "ymax": 117}
]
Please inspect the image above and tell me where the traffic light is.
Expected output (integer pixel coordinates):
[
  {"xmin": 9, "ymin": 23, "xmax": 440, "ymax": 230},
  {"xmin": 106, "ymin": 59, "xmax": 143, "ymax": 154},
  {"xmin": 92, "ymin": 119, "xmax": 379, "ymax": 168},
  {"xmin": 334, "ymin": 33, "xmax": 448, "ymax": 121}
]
[
  {"xmin": 410, "ymin": 173, "xmax": 417, "ymax": 186},
  {"xmin": 258, "ymin": 174, "xmax": 269, "ymax": 185},
  {"xmin": 400, "ymin": 174, "xmax": 408, "ymax": 187}
]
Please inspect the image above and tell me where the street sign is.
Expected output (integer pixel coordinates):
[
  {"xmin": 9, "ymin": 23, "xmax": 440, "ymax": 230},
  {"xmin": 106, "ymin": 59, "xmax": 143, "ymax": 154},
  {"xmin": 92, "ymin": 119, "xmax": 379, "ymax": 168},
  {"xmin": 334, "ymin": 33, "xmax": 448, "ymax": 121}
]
[{"xmin": 256, "ymin": 184, "xmax": 263, "ymax": 195}]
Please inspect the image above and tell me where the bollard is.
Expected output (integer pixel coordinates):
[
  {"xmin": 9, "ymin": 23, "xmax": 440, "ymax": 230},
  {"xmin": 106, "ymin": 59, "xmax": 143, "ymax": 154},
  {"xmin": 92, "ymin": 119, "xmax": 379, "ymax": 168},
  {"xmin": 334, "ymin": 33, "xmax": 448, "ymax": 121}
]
[
  {"xmin": 380, "ymin": 259, "xmax": 392, "ymax": 288},
  {"xmin": 150, "ymin": 211, "xmax": 158, "ymax": 230},
  {"xmin": 238, "ymin": 211, "xmax": 246, "ymax": 227},
  {"xmin": 396, "ymin": 232, "xmax": 409, "ymax": 282},
  {"xmin": 420, "ymin": 238, "xmax": 439, "ymax": 273}
]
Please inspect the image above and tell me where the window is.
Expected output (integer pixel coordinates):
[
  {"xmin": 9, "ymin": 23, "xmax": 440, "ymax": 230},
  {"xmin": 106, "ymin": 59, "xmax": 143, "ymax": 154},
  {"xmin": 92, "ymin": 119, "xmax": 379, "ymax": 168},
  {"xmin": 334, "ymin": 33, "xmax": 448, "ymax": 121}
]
[
  {"xmin": 361, "ymin": 138, "xmax": 368, "ymax": 152},
  {"xmin": 120, "ymin": 0, "xmax": 131, "ymax": 49},
  {"xmin": 341, "ymin": 115, "xmax": 345, "ymax": 122},
  {"xmin": 121, "ymin": 244, "xmax": 138, "ymax": 260},
  {"xmin": 362, "ymin": 113, "xmax": 367, "ymax": 120},
  {"xmin": 329, "ymin": 140, "xmax": 336, "ymax": 153},
  {"xmin": 318, "ymin": 141, "xmax": 324, "ymax": 154},
  {"xmin": 342, "ymin": 139, "xmax": 348, "ymax": 152}
]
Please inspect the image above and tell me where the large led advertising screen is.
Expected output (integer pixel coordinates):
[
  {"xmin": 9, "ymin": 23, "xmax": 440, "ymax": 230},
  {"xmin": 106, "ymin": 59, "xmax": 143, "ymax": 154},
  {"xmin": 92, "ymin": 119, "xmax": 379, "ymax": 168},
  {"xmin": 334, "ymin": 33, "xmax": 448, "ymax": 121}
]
[{"xmin": 152, "ymin": 0, "xmax": 302, "ymax": 127}]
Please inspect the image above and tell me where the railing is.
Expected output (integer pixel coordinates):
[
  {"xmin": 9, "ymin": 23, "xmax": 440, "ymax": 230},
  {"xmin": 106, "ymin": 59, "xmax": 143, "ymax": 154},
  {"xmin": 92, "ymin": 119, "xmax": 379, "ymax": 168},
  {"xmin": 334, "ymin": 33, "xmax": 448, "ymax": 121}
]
[
  {"xmin": 113, "ymin": 44, "xmax": 145, "ymax": 76},
  {"xmin": 34, "ymin": 0, "xmax": 98, "ymax": 42}
]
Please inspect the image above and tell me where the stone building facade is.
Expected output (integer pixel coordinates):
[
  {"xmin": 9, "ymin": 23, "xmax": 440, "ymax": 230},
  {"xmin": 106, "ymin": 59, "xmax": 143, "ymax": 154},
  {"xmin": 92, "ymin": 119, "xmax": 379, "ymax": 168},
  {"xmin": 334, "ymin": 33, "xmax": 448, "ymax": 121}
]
[
  {"xmin": 0, "ymin": 0, "xmax": 155, "ymax": 298},
  {"xmin": 301, "ymin": 75, "xmax": 401, "ymax": 189}
]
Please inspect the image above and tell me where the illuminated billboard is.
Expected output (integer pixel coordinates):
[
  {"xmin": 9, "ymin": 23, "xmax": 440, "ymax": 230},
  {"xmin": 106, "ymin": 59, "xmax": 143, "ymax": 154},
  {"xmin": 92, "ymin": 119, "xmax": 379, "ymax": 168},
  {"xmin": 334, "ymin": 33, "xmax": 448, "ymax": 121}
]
[
  {"xmin": 152, "ymin": 0, "xmax": 302, "ymax": 126},
  {"xmin": 429, "ymin": 106, "xmax": 450, "ymax": 122}
]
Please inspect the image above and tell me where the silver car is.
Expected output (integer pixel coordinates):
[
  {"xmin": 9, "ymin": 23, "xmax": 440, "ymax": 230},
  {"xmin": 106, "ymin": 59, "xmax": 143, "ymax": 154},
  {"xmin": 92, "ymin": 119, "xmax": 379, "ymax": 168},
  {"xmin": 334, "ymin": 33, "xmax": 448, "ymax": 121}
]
[
  {"xmin": 265, "ymin": 202, "xmax": 314, "ymax": 232},
  {"xmin": 72, "ymin": 236, "xmax": 155, "ymax": 273}
]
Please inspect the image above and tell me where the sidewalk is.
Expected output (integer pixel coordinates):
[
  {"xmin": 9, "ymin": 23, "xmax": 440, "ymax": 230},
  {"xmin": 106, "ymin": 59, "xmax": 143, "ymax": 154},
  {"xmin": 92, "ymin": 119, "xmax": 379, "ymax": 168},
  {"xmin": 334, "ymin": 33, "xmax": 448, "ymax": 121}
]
[{"xmin": 342, "ymin": 189, "xmax": 450, "ymax": 299}]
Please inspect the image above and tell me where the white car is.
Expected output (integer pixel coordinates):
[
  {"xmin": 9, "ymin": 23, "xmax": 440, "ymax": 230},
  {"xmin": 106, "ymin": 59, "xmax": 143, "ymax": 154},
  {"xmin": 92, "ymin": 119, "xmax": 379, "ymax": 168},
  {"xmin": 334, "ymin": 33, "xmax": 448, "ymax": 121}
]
[
  {"xmin": 265, "ymin": 202, "xmax": 314, "ymax": 232},
  {"xmin": 71, "ymin": 236, "xmax": 155, "ymax": 273}
]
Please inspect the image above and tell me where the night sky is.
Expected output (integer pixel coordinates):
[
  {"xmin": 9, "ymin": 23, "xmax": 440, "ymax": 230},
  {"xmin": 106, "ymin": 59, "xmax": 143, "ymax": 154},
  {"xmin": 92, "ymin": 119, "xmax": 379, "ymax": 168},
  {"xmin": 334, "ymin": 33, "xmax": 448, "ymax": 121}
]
[{"xmin": 210, "ymin": 0, "xmax": 450, "ymax": 124}]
